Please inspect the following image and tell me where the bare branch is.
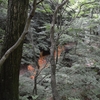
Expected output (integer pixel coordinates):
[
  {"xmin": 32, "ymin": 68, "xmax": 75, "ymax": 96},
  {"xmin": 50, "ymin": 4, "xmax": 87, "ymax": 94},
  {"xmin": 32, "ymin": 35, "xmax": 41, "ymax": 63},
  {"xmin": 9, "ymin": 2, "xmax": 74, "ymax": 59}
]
[{"xmin": 36, "ymin": 0, "xmax": 44, "ymax": 5}]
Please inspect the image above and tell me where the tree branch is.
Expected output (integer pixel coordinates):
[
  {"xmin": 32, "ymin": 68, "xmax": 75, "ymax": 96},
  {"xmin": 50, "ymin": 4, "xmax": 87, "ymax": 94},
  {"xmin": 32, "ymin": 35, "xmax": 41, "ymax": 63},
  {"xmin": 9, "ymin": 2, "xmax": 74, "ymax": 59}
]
[
  {"xmin": 0, "ymin": 0, "xmax": 37, "ymax": 70},
  {"xmin": 50, "ymin": 1, "xmax": 68, "ymax": 100},
  {"xmin": 50, "ymin": 0, "xmax": 68, "ymax": 58},
  {"xmin": 36, "ymin": 0, "xmax": 44, "ymax": 5}
]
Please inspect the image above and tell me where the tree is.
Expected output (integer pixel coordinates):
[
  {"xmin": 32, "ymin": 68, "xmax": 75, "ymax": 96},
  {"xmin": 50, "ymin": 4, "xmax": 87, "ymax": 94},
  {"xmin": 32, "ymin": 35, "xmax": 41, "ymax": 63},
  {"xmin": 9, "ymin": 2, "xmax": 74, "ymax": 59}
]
[
  {"xmin": 0, "ymin": 0, "xmax": 29, "ymax": 100},
  {"xmin": 0, "ymin": 0, "xmax": 45, "ymax": 99},
  {"xmin": 50, "ymin": 0, "xmax": 68, "ymax": 100}
]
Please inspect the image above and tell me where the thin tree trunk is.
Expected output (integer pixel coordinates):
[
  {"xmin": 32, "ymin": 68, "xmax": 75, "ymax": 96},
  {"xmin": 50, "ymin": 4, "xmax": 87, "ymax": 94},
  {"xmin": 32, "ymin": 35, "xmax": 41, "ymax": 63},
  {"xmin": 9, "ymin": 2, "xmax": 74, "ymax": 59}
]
[{"xmin": 50, "ymin": 1, "xmax": 68, "ymax": 100}]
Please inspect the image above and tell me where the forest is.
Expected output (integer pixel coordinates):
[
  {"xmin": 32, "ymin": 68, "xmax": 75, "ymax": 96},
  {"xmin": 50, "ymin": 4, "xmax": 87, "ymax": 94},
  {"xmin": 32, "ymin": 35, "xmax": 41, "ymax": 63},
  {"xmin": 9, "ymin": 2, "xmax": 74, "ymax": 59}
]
[{"xmin": 0, "ymin": 0, "xmax": 100, "ymax": 100}]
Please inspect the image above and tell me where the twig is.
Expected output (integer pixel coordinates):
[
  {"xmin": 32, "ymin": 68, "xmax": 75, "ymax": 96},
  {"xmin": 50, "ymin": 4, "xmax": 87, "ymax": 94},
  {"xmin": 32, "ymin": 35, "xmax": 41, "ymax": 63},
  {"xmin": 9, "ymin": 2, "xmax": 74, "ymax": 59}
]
[{"xmin": 36, "ymin": 0, "xmax": 44, "ymax": 5}]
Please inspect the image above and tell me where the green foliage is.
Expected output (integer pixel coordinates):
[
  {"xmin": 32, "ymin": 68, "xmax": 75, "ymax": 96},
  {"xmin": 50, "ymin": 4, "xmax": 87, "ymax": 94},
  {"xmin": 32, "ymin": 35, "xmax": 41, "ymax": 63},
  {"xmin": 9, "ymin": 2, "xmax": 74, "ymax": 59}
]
[
  {"xmin": 19, "ymin": 76, "xmax": 34, "ymax": 96},
  {"xmin": 59, "ymin": 34, "xmax": 74, "ymax": 45},
  {"xmin": 22, "ymin": 30, "xmax": 50, "ymax": 64},
  {"xmin": 21, "ymin": 43, "xmax": 40, "ymax": 64},
  {"xmin": 0, "ymin": 0, "xmax": 7, "ymax": 5},
  {"xmin": 44, "ymin": 23, "xmax": 51, "ymax": 30},
  {"xmin": 68, "ymin": 98, "xmax": 80, "ymax": 100},
  {"xmin": 56, "ymin": 65, "xmax": 100, "ymax": 100},
  {"xmin": 19, "ymin": 0, "xmax": 100, "ymax": 100},
  {"xmin": 36, "ymin": 2, "xmax": 52, "ymax": 14},
  {"xmin": 0, "ymin": 28, "xmax": 4, "ymax": 43}
]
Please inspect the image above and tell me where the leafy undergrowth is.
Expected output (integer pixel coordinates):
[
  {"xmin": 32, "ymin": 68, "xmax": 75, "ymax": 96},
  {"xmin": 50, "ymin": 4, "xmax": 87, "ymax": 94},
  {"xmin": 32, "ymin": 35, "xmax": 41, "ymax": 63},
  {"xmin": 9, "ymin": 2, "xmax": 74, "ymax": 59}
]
[
  {"xmin": 19, "ymin": 64, "xmax": 100, "ymax": 100},
  {"xmin": 19, "ymin": 42, "xmax": 100, "ymax": 100}
]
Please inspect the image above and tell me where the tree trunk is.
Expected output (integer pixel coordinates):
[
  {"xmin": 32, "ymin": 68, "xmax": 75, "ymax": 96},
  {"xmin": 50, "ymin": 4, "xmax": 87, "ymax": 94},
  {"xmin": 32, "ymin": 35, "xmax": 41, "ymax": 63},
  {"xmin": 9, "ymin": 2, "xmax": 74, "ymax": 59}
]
[
  {"xmin": 50, "ymin": 51, "xmax": 60, "ymax": 100},
  {"xmin": 50, "ymin": 1, "xmax": 68, "ymax": 100},
  {"xmin": 0, "ymin": 0, "xmax": 29, "ymax": 100}
]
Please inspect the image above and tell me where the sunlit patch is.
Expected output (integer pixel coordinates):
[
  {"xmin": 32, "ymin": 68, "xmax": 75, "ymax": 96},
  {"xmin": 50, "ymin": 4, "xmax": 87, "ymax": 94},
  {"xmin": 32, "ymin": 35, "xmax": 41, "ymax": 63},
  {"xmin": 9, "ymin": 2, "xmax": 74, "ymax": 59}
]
[
  {"xmin": 30, "ymin": 71, "xmax": 36, "ymax": 79},
  {"xmin": 27, "ymin": 65, "xmax": 36, "ymax": 79},
  {"xmin": 30, "ymin": 75, "xmax": 35, "ymax": 79},
  {"xmin": 38, "ymin": 46, "xmax": 64, "ymax": 68},
  {"xmin": 38, "ymin": 56, "xmax": 46, "ymax": 68},
  {"xmin": 27, "ymin": 65, "xmax": 34, "ymax": 71},
  {"xmin": 21, "ymin": 46, "xmax": 64, "ymax": 79}
]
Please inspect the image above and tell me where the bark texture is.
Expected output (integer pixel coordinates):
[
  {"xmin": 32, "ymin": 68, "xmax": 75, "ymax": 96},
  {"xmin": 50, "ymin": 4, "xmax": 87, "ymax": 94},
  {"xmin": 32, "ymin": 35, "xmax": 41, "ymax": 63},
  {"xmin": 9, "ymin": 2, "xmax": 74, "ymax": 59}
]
[
  {"xmin": 0, "ymin": 0, "xmax": 29, "ymax": 100},
  {"xmin": 50, "ymin": 1, "xmax": 68, "ymax": 100}
]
